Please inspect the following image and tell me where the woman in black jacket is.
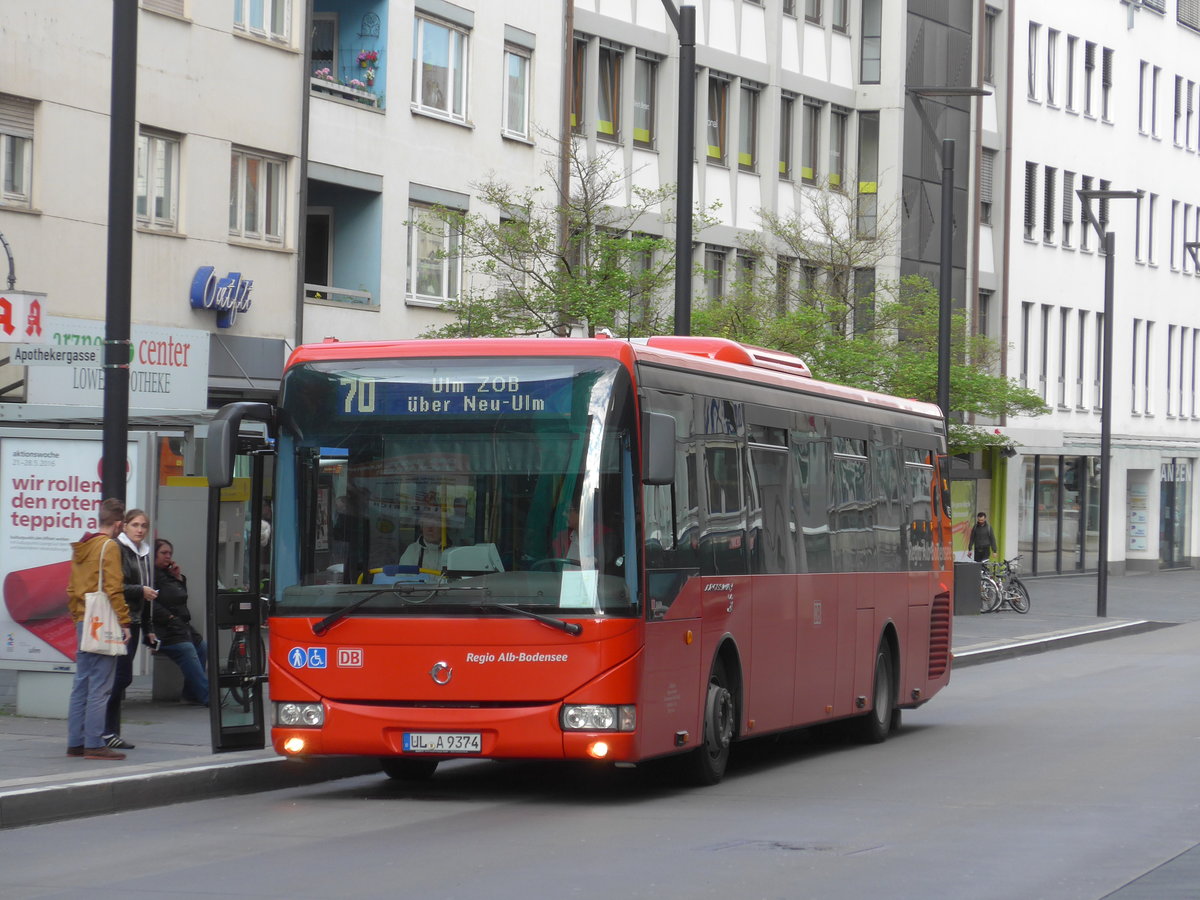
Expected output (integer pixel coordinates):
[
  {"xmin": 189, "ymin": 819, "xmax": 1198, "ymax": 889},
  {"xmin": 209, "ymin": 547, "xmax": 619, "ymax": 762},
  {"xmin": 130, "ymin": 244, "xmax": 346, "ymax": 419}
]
[
  {"xmin": 103, "ymin": 508, "xmax": 158, "ymax": 750},
  {"xmin": 151, "ymin": 538, "xmax": 209, "ymax": 705}
]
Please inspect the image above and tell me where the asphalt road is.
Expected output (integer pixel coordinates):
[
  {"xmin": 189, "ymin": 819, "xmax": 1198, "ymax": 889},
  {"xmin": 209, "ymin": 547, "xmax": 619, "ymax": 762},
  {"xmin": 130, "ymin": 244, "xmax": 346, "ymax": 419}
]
[{"xmin": 5, "ymin": 621, "xmax": 1199, "ymax": 900}]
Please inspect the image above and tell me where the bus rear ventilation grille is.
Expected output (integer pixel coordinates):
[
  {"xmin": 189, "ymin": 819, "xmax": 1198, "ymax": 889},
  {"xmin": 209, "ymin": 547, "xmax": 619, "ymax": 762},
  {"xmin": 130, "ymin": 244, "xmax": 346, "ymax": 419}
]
[{"xmin": 927, "ymin": 593, "xmax": 951, "ymax": 678}]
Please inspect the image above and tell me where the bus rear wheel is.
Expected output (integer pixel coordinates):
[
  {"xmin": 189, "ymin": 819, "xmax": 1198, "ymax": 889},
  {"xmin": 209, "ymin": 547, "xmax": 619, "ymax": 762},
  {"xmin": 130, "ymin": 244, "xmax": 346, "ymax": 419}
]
[
  {"xmin": 380, "ymin": 757, "xmax": 439, "ymax": 781},
  {"xmin": 852, "ymin": 642, "xmax": 895, "ymax": 744},
  {"xmin": 687, "ymin": 661, "xmax": 735, "ymax": 785}
]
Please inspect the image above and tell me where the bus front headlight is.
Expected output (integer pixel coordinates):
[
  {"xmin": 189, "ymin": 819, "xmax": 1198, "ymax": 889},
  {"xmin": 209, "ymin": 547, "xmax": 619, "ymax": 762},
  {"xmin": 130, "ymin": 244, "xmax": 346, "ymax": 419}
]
[
  {"xmin": 560, "ymin": 704, "xmax": 635, "ymax": 732},
  {"xmin": 276, "ymin": 702, "xmax": 324, "ymax": 727}
]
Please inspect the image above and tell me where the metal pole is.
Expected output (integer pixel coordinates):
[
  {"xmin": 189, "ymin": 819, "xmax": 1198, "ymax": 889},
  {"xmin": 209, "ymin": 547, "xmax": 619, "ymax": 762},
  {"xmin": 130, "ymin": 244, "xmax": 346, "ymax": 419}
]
[
  {"xmin": 1097, "ymin": 229, "xmax": 1115, "ymax": 617},
  {"xmin": 102, "ymin": 0, "xmax": 137, "ymax": 502},
  {"xmin": 672, "ymin": 5, "xmax": 695, "ymax": 336},
  {"xmin": 0, "ymin": 233, "xmax": 15, "ymax": 290},
  {"xmin": 937, "ymin": 138, "xmax": 954, "ymax": 424}
]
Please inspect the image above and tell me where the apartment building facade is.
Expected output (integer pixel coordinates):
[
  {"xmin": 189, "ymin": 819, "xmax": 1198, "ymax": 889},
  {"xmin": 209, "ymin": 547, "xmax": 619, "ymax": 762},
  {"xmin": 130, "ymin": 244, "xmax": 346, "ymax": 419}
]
[{"xmin": 992, "ymin": 0, "xmax": 1200, "ymax": 573}]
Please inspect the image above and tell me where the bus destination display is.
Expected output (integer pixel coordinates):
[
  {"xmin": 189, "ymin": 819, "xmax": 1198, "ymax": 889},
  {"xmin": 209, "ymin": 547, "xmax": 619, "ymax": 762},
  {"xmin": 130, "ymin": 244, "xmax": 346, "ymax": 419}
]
[{"xmin": 338, "ymin": 373, "xmax": 574, "ymax": 417}]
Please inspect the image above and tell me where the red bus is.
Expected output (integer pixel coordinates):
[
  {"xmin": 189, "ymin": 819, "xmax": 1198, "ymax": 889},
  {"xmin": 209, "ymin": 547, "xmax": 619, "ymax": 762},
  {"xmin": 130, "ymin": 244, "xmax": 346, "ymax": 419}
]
[{"xmin": 206, "ymin": 335, "xmax": 953, "ymax": 784}]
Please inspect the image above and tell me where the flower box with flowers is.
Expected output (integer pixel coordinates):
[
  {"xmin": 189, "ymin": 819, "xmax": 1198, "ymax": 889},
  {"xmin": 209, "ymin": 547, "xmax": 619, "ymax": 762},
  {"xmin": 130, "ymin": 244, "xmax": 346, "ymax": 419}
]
[{"xmin": 357, "ymin": 49, "xmax": 379, "ymax": 68}]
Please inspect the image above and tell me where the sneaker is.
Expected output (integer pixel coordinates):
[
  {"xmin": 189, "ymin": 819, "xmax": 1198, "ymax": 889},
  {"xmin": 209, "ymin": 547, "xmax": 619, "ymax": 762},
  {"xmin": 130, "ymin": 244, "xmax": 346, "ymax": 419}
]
[
  {"xmin": 102, "ymin": 734, "xmax": 135, "ymax": 750},
  {"xmin": 83, "ymin": 746, "xmax": 126, "ymax": 760},
  {"xmin": 66, "ymin": 745, "xmax": 84, "ymax": 757}
]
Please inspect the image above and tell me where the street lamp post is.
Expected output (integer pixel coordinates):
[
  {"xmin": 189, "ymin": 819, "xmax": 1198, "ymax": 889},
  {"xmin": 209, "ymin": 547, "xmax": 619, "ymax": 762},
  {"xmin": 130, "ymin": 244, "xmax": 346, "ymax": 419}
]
[
  {"xmin": 906, "ymin": 86, "xmax": 990, "ymax": 426},
  {"xmin": 660, "ymin": 0, "xmax": 696, "ymax": 336},
  {"xmin": 1078, "ymin": 188, "xmax": 1143, "ymax": 618}
]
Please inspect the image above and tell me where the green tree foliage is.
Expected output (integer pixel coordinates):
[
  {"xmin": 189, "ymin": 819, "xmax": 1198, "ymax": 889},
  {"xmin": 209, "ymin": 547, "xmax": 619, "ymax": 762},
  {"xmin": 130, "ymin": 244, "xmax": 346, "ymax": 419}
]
[
  {"xmin": 691, "ymin": 185, "xmax": 1048, "ymax": 454},
  {"xmin": 418, "ymin": 136, "xmax": 707, "ymax": 338}
]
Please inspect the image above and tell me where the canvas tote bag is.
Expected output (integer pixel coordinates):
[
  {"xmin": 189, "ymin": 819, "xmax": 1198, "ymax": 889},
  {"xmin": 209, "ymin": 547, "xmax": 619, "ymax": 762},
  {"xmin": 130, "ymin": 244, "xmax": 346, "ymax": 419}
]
[{"xmin": 79, "ymin": 540, "xmax": 127, "ymax": 656}]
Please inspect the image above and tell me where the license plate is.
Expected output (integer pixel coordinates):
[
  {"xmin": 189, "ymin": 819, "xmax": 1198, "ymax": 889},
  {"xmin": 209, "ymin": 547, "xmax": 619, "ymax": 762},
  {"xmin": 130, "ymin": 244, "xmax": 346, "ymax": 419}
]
[{"xmin": 402, "ymin": 732, "xmax": 482, "ymax": 754}]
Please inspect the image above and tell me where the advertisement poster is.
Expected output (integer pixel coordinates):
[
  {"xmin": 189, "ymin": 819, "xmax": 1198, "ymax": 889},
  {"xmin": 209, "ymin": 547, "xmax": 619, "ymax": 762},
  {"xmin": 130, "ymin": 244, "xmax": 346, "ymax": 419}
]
[{"xmin": 1, "ymin": 437, "xmax": 139, "ymax": 665}]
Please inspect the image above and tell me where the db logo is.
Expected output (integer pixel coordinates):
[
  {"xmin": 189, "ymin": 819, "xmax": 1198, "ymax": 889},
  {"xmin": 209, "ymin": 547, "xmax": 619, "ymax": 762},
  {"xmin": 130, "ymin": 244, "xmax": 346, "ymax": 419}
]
[{"xmin": 337, "ymin": 648, "xmax": 364, "ymax": 667}]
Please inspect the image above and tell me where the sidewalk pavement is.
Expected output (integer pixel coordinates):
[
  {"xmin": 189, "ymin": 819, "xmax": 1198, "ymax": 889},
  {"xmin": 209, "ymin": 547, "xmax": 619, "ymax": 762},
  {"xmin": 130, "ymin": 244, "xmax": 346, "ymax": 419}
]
[{"xmin": 2, "ymin": 567, "xmax": 1197, "ymax": 829}]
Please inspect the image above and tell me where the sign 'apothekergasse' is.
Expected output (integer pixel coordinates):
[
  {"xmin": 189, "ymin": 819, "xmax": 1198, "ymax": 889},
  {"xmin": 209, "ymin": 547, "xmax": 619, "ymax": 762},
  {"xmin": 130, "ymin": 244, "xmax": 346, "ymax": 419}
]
[{"xmin": 189, "ymin": 266, "xmax": 253, "ymax": 328}]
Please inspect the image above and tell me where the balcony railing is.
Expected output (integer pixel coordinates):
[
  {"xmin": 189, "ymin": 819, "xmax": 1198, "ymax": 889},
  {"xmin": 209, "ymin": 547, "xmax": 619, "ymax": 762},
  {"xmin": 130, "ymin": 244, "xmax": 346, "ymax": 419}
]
[
  {"xmin": 305, "ymin": 284, "xmax": 377, "ymax": 308},
  {"xmin": 310, "ymin": 77, "xmax": 382, "ymax": 109}
]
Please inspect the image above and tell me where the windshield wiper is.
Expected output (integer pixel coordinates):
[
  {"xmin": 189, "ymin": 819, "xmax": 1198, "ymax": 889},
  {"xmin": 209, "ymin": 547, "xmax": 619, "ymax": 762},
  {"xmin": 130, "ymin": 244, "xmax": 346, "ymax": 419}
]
[
  {"xmin": 312, "ymin": 583, "xmax": 487, "ymax": 636},
  {"xmin": 476, "ymin": 603, "xmax": 583, "ymax": 636}
]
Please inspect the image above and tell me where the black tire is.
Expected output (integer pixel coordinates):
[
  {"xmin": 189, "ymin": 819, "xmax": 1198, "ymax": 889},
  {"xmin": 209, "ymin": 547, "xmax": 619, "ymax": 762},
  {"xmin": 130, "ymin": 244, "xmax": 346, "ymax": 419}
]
[
  {"xmin": 380, "ymin": 757, "xmax": 440, "ymax": 781},
  {"xmin": 686, "ymin": 660, "xmax": 736, "ymax": 785},
  {"xmin": 1008, "ymin": 579, "xmax": 1031, "ymax": 614},
  {"xmin": 852, "ymin": 642, "xmax": 895, "ymax": 744},
  {"xmin": 980, "ymin": 577, "xmax": 1002, "ymax": 613}
]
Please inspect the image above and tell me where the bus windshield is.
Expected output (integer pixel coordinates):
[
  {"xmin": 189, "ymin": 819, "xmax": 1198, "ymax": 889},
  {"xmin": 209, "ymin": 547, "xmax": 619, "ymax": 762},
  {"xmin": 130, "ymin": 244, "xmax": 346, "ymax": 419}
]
[{"xmin": 273, "ymin": 356, "xmax": 638, "ymax": 619}]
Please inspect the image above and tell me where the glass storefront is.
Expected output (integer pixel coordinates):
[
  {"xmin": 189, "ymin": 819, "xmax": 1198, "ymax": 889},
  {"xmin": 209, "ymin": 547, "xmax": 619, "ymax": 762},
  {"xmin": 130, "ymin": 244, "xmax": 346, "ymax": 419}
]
[
  {"xmin": 1159, "ymin": 458, "xmax": 1191, "ymax": 569},
  {"xmin": 1018, "ymin": 455, "xmax": 1099, "ymax": 575}
]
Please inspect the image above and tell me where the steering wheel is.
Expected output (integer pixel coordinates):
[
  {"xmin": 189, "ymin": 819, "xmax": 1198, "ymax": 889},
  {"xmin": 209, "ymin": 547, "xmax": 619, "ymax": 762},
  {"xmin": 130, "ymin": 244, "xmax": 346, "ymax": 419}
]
[{"xmin": 530, "ymin": 558, "xmax": 575, "ymax": 572}]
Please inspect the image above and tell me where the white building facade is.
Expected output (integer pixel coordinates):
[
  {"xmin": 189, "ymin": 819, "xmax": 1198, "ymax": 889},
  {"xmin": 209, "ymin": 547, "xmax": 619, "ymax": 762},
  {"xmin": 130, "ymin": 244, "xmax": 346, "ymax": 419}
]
[{"xmin": 993, "ymin": 0, "xmax": 1200, "ymax": 573}]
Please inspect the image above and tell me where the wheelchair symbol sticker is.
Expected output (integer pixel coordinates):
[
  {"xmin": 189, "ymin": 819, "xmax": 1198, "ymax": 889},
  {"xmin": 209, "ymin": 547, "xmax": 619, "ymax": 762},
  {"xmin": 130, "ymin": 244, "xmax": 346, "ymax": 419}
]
[
  {"xmin": 288, "ymin": 647, "xmax": 307, "ymax": 668},
  {"xmin": 307, "ymin": 647, "xmax": 328, "ymax": 668}
]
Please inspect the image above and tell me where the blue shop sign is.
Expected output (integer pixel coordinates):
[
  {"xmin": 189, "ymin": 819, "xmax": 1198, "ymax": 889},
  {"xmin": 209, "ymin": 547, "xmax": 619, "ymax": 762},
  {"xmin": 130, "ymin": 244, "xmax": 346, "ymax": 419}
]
[{"xmin": 190, "ymin": 266, "xmax": 253, "ymax": 328}]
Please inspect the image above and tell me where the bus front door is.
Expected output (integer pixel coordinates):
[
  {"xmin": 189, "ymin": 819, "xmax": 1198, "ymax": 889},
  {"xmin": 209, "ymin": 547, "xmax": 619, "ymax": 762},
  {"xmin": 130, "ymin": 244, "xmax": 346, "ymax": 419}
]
[{"xmin": 206, "ymin": 436, "xmax": 272, "ymax": 752}]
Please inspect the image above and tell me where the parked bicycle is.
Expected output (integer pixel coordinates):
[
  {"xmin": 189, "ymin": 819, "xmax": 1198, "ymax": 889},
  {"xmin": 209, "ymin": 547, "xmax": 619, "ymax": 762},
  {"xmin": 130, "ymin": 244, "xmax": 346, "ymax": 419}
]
[{"xmin": 980, "ymin": 556, "xmax": 1031, "ymax": 614}]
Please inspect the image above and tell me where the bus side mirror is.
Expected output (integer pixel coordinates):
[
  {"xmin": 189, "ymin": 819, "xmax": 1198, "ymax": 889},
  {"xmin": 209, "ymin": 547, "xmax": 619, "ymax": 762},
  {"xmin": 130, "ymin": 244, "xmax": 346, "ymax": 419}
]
[
  {"xmin": 206, "ymin": 402, "xmax": 276, "ymax": 488},
  {"xmin": 642, "ymin": 411, "xmax": 676, "ymax": 485}
]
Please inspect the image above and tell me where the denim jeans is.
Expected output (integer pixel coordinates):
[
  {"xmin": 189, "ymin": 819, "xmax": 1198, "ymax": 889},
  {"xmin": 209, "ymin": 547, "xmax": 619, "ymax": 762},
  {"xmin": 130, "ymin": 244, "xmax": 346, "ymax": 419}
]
[
  {"xmin": 160, "ymin": 638, "xmax": 209, "ymax": 704},
  {"xmin": 67, "ymin": 622, "xmax": 119, "ymax": 749},
  {"xmin": 104, "ymin": 624, "xmax": 140, "ymax": 736}
]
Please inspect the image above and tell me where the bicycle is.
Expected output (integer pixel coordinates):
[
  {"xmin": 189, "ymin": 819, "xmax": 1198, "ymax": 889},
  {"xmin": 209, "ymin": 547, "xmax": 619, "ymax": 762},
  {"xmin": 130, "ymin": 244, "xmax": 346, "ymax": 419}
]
[
  {"xmin": 982, "ymin": 556, "xmax": 1031, "ymax": 614},
  {"xmin": 979, "ymin": 561, "xmax": 1004, "ymax": 613}
]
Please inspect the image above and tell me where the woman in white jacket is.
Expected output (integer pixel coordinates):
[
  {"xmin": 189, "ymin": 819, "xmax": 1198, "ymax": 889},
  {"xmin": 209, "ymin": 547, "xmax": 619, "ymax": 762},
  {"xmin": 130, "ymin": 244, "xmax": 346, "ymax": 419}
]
[{"xmin": 101, "ymin": 508, "xmax": 158, "ymax": 750}]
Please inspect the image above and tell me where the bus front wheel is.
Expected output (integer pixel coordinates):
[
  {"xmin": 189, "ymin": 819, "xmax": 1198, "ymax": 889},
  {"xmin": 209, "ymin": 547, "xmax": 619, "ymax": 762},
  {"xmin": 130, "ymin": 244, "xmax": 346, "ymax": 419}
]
[
  {"xmin": 380, "ymin": 757, "xmax": 439, "ymax": 781},
  {"xmin": 687, "ymin": 661, "xmax": 735, "ymax": 785}
]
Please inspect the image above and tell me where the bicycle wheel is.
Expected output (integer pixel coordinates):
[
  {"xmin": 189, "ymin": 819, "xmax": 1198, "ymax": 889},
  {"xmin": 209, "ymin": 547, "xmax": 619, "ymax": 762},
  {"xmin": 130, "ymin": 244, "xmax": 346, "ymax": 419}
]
[
  {"xmin": 1006, "ymin": 579, "xmax": 1031, "ymax": 614},
  {"xmin": 980, "ymin": 577, "xmax": 1002, "ymax": 613}
]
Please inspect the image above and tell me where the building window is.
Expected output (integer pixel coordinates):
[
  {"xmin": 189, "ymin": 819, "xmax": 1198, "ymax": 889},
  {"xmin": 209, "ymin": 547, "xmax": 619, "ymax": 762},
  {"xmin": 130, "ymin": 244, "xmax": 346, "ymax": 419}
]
[
  {"xmin": 1028, "ymin": 23, "xmax": 1040, "ymax": 99},
  {"xmin": 1080, "ymin": 174, "xmax": 1093, "ymax": 251},
  {"xmin": 1171, "ymin": 199, "xmax": 1179, "ymax": 269},
  {"xmin": 1135, "ymin": 194, "xmax": 1144, "ymax": 262},
  {"xmin": 1083, "ymin": 42, "xmax": 1096, "ymax": 116},
  {"xmin": 229, "ymin": 149, "xmax": 284, "ymax": 242},
  {"xmin": 861, "ymin": 0, "xmax": 881, "ymax": 83},
  {"xmin": 705, "ymin": 246, "xmax": 727, "ymax": 299},
  {"xmin": 1132, "ymin": 319, "xmax": 1143, "ymax": 413},
  {"xmin": 736, "ymin": 251, "xmax": 756, "ymax": 289},
  {"xmin": 1077, "ymin": 310, "xmax": 1088, "ymax": 409},
  {"xmin": 984, "ymin": 7, "xmax": 999, "ymax": 85},
  {"xmin": 1058, "ymin": 307, "xmax": 1070, "ymax": 407},
  {"xmin": 980, "ymin": 149, "xmax": 995, "ymax": 225},
  {"xmin": 633, "ymin": 55, "xmax": 657, "ymax": 146},
  {"xmin": 1065, "ymin": 35, "xmax": 1077, "ymax": 110},
  {"xmin": 1039, "ymin": 305, "xmax": 1051, "ymax": 400},
  {"xmin": 597, "ymin": 45, "xmax": 623, "ymax": 139},
  {"xmin": 1174, "ymin": 75, "xmax": 1184, "ymax": 145},
  {"xmin": 1095, "ymin": 312, "xmax": 1104, "ymax": 408},
  {"xmin": 136, "ymin": 130, "xmax": 179, "ymax": 231},
  {"xmin": 801, "ymin": 100, "xmax": 821, "ymax": 184},
  {"xmin": 1188, "ymin": 81, "xmax": 1196, "ymax": 150},
  {"xmin": 1101, "ymin": 48, "xmax": 1114, "ymax": 120},
  {"xmin": 977, "ymin": 289, "xmax": 991, "ymax": 338},
  {"xmin": 1020, "ymin": 302, "xmax": 1033, "ymax": 387},
  {"xmin": 1167, "ymin": 324, "xmax": 1177, "ymax": 415},
  {"xmin": 234, "ymin": 0, "xmax": 289, "ymax": 41},
  {"xmin": 831, "ymin": 0, "xmax": 847, "ymax": 32},
  {"xmin": 857, "ymin": 111, "xmax": 879, "ymax": 236},
  {"xmin": 1024, "ymin": 162, "xmax": 1038, "ymax": 240},
  {"xmin": 571, "ymin": 39, "xmax": 586, "ymax": 133},
  {"xmin": 829, "ymin": 108, "xmax": 847, "ymax": 189},
  {"xmin": 738, "ymin": 84, "xmax": 759, "ymax": 170},
  {"xmin": 1046, "ymin": 29, "xmax": 1058, "ymax": 105},
  {"xmin": 502, "ymin": 47, "xmax": 530, "ymax": 140},
  {"xmin": 779, "ymin": 94, "xmax": 795, "ymax": 178},
  {"xmin": 805, "ymin": 0, "xmax": 821, "ymax": 25},
  {"xmin": 406, "ymin": 203, "xmax": 461, "ymax": 304},
  {"xmin": 0, "ymin": 94, "xmax": 34, "ymax": 209},
  {"xmin": 707, "ymin": 75, "xmax": 729, "ymax": 164},
  {"xmin": 1148, "ymin": 193, "xmax": 1158, "ymax": 264},
  {"xmin": 1138, "ymin": 61, "xmax": 1149, "ymax": 133},
  {"xmin": 1151, "ymin": 65, "xmax": 1161, "ymax": 137},
  {"xmin": 1061, "ymin": 170, "xmax": 1075, "ymax": 247},
  {"xmin": 1043, "ymin": 166, "xmax": 1057, "ymax": 243},
  {"xmin": 784, "ymin": 0, "xmax": 797, "ymax": 16},
  {"xmin": 413, "ymin": 15, "xmax": 469, "ymax": 122}
]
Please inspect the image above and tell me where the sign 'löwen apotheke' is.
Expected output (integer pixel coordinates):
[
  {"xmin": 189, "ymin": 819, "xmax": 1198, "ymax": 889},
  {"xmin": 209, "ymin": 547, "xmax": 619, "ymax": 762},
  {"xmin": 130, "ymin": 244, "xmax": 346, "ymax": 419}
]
[{"xmin": 25, "ymin": 316, "xmax": 210, "ymax": 411}]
